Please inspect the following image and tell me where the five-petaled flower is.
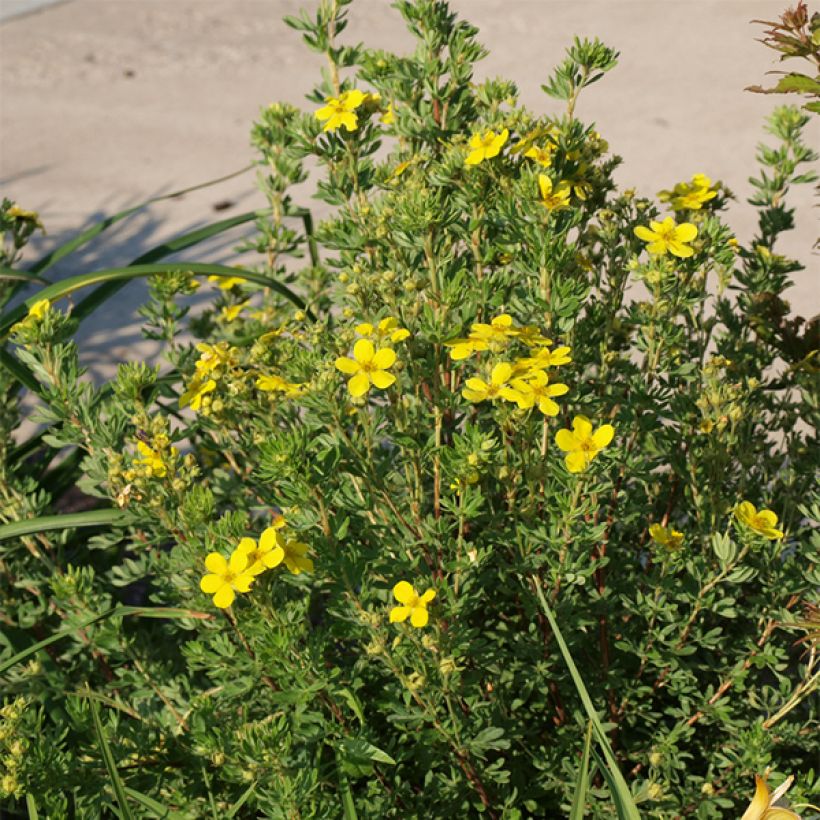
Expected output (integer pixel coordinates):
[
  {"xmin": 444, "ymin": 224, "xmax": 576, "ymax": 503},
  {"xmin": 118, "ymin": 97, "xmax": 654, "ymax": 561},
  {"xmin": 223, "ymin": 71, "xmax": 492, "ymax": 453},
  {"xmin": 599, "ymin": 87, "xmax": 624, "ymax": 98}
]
[
  {"xmin": 524, "ymin": 144, "xmax": 554, "ymax": 167},
  {"xmin": 180, "ymin": 375, "xmax": 217, "ymax": 411},
  {"xmin": 510, "ymin": 371, "xmax": 569, "ymax": 416},
  {"xmin": 555, "ymin": 415, "xmax": 615, "ymax": 473},
  {"xmin": 634, "ymin": 217, "xmax": 698, "ymax": 258},
  {"xmin": 465, "ymin": 128, "xmax": 509, "ymax": 166},
  {"xmin": 734, "ymin": 501, "xmax": 784, "ymax": 540},
  {"xmin": 462, "ymin": 362, "xmax": 520, "ymax": 404},
  {"xmin": 281, "ymin": 539, "xmax": 314, "ymax": 575},
  {"xmin": 389, "ymin": 581, "xmax": 436, "ymax": 628},
  {"xmin": 235, "ymin": 527, "xmax": 286, "ymax": 576},
  {"xmin": 335, "ymin": 339, "xmax": 397, "ymax": 397},
  {"xmin": 538, "ymin": 174, "xmax": 571, "ymax": 212},
  {"xmin": 649, "ymin": 523, "xmax": 684, "ymax": 550},
  {"xmin": 659, "ymin": 173, "xmax": 718, "ymax": 211},
  {"xmin": 740, "ymin": 773, "xmax": 800, "ymax": 820},
  {"xmin": 199, "ymin": 551, "xmax": 256, "ymax": 609},
  {"xmin": 315, "ymin": 89, "xmax": 366, "ymax": 132}
]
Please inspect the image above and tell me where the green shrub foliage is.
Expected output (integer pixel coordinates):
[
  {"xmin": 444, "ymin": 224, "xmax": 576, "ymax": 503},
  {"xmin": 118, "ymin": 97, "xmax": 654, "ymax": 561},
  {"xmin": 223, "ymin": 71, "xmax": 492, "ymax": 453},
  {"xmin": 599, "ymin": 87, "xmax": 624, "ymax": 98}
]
[{"xmin": 1, "ymin": 1, "xmax": 818, "ymax": 816}]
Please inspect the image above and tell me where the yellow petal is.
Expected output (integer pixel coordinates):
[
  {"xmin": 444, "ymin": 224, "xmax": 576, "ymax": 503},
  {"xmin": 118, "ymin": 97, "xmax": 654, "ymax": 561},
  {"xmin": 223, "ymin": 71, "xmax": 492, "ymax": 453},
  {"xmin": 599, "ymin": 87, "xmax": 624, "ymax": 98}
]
[
  {"xmin": 212, "ymin": 585, "xmax": 236, "ymax": 609},
  {"xmin": 389, "ymin": 605, "xmax": 410, "ymax": 623},
  {"xmin": 200, "ymin": 574, "xmax": 222, "ymax": 594},
  {"xmin": 393, "ymin": 581, "xmax": 416, "ymax": 604},
  {"xmin": 741, "ymin": 775, "xmax": 771, "ymax": 820},
  {"xmin": 259, "ymin": 527, "xmax": 283, "ymax": 552},
  {"xmin": 592, "ymin": 424, "xmax": 615, "ymax": 449},
  {"xmin": 353, "ymin": 338, "xmax": 375, "ymax": 364},
  {"xmin": 634, "ymin": 226, "xmax": 656, "ymax": 243},
  {"xmin": 555, "ymin": 429, "xmax": 578, "ymax": 452},
  {"xmin": 233, "ymin": 573, "xmax": 254, "ymax": 593},
  {"xmin": 335, "ymin": 356, "xmax": 360, "ymax": 375},
  {"xmin": 371, "ymin": 347, "xmax": 396, "ymax": 370},
  {"xmin": 204, "ymin": 553, "xmax": 228, "ymax": 575},
  {"xmin": 348, "ymin": 372, "xmax": 371, "ymax": 397},
  {"xmin": 263, "ymin": 546, "xmax": 285, "ymax": 569},
  {"xmin": 491, "ymin": 362, "xmax": 513, "ymax": 384},
  {"xmin": 565, "ymin": 451, "xmax": 588, "ymax": 473},
  {"xmin": 668, "ymin": 241, "xmax": 694, "ymax": 258},
  {"xmin": 420, "ymin": 589, "xmax": 436, "ymax": 604},
  {"xmin": 370, "ymin": 370, "xmax": 396, "ymax": 389},
  {"xmin": 675, "ymin": 222, "xmax": 698, "ymax": 242},
  {"xmin": 235, "ymin": 537, "xmax": 256, "ymax": 558},
  {"xmin": 229, "ymin": 550, "xmax": 249, "ymax": 574},
  {"xmin": 572, "ymin": 415, "xmax": 594, "ymax": 439},
  {"xmin": 355, "ymin": 322, "xmax": 374, "ymax": 336},
  {"xmin": 391, "ymin": 328, "xmax": 411, "ymax": 342},
  {"xmin": 410, "ymin": 606, "xmax": 429, "ymax": 628}
]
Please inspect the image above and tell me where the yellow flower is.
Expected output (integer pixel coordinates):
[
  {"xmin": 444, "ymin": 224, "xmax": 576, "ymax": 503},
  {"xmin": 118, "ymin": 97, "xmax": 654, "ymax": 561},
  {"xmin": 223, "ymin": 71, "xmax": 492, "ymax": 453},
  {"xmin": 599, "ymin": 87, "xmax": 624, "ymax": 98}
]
[
  {"xmin": 207, "ymin": 274, "xmax": 245, "ymax": 290},
  {"xmin": 281, "ymin": 539, "xmax": 314, "ymax": 574},
  {"xmin": 389, "ymin": 581, "xmax": 436, "ymax": 628},
  {"xmin": 195, "ymin": 342, "xmax": 235, "ymax": 376},
  {"xmin": 462, "ymin": 362, "xmax": 521, "ymax": 404},
  {"xmin": 234, "ymin": 527, "xmax": 285, "ymax": 576},
  {"xmin": 649, "ymin": 523, "xmax": 684, "ymax": 550},
  {"xmin": 135, "ymin": 440, "xmax": 175, "ymax": 478},
  {"xmin": 220, "ymin": 302, "xmax": 247, "ymax": 323},
  {"xmin": 355, "ymin": 317, "xmax": 411, "ymax": 343},
  {"xmin": 555, "ymin": 415, "xmax": 615, "ymax": 473},
  {"xmin": 524, "ymin": 144, "xmax": 554, "ymax": 167},
  {"xmin": 521, "ymin": 345, "xmax": 572, "ymax": 371},
  {"xmin": 740, "ymin": 774, "xmax": 800, "ymax": 819},
  {"xmin": 180, "ymin": 375, "xmax": 217, "ymax": 411},
  {"xmin": 445, "ymin": 314, "xmax": 519, "ymax": 360},
  {"xmin": 315, "ymin": 89, "xmax": 366, "ymax": 132},
  {"xmin": 659, "ymin": 173, "xmax": 718, "ymax": 211},
  {"xmin": 465, "ymin": 128, "xmax": 509, "ymax": 166},
  {"xmin": 510, "ymin": 370, "xmax": 569, "ymax": 416},
  {"xmin": 335, "ymin": 339, "xmax": 397, "ymax": 397},
  {"xmin": 255, "ymin": 374, "xmax": 304, "ymax": 397},
  {"xmin": 634, "ymin": 217, "xmax": 698, "ymax": 258},
  {"xmin": 734, "ymin": 501, "xmax": 784, "ymax": 540},
  {"xmin": 538, "ymin": 174, "xmax": 571, "ymax": 212},
  {"xmin": 445, "ymin": 337, "xmax": 489, "ymax": 360},
  {"xmin": 27, "ymin": 299, "xmax": 50, "ymax": 320},
  {"xmin": 199, "ymin": 551, "xmax": 256, "ymax": 608},
  {"xmin": 381, "ymin": 103, "xmax": 395, "ymax": 125},
  {"xmin": 7, "ymin": 204, "xmax": 43, "ymax": 228},
  {"xmin": 514, "ymin": 325, "xmax": 553, "ymax": 348}
]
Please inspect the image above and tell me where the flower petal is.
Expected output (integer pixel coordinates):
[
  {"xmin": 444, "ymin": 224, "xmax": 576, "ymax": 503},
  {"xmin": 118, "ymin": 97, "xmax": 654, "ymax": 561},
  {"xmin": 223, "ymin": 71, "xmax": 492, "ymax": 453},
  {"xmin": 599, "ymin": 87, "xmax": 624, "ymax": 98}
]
[
  {"xmin": 212, "ymin": 585, "xmax": 236, "ymax": 609},
  {"xmin": 353, "ymin": 338, "xmax": 375, "ymax": 364},
  {"xmin": 565, "ymin": 451, "xmax": 589, "ymax": 473},
  {"xmin": 555, "ymin": 429, "xmax": 578, "ymax": 452},
  {"xmin": 259, "ymin": 527, "xmax": 282, "ymax": 552},
  {"xmin": 229, "ymin": 550, "xmax": 249, "ymax": 574},
  {"xmin": 675, "ymin": 223, "xmax": 698, "ymax": 242},
  {"xmin": 491, "ymin": 362, "xmax": 513, "ymax": 384},
  {"xmin": 634, "ymin": 226, "xmax": 656, "ymax": 242},
  {"xmin": 410, "ymin": 606, "xmax": 429, "ymax": 628},
  {"xmin": 263, "ymin": 546, "xmax": 285, "ymax": 569},
  {"xmin": 235, "ymin": 537, "xmax": 256, "ymax": 558},
  {"xmin": 200, "ymin": 574, "xmax": 222, "ymax": 594},
  {"xmin": 371, "ymin": 347, "xmax": 397, "ymax": 370},
  {"xmin": 393, "ymin": 581, "xmax": 416, "ymax": 604},
  {"xmin": 204, "ymin": 552, "xmax": 228, "ymax": 575},
  {"xmin": 335, "ymin": 356, "xmax": 360, "ymax": 374},
  {"xmin": 740, "ymin": 775, "xmax": 770, "ymax": 820},
  {"xmin": 592, "ymin": 424, "xmax": 615, "ymax": 449},
  {"xmin": 370, "ymin": 370, "xmax": 396, "ymax": 389},
  {"xmin": 389, "ymin": 605, "xmax": 410, "ymax": 623},
  {"xmin": 233, "ymin": 573, "xmax": 254, "ymax": 593},
  {"xmin": 348, "ymin": 372, "xmax": 371, "ymax": 397},
  {"xmin": 420, "ymin": 589, "xmax": 436, "ymax": 604},
  {"xmin": 572, "ymin": 415, "xmax": 594, "ymax": 439}
]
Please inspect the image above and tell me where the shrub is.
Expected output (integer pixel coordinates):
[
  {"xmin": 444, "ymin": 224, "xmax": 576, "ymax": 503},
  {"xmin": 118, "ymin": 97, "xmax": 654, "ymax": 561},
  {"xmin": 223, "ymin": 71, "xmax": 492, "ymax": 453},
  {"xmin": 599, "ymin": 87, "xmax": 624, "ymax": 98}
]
[{"xmin": 1, "ymin": 1, "xmax": 818, "ymax": 816}]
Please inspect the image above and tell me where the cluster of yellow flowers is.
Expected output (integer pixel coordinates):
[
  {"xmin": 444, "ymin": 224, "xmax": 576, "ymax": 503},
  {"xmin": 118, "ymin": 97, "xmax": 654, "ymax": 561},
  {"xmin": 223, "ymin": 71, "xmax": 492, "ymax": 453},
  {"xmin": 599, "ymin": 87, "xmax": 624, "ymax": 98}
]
[
  {"xmin": 335, "ymin": 317, "xmax": 410, "ymax": 398},
  {"xmin": 125, "ymin": 432, "xmax": 178, "ymax": 481},
  {"xmin": 199, "ymin": 517, "xmax": 313, "ymax": 609},
  {"xmin": 659, "ymin": 173, "xmax": 718, "ymax": 212},
  {"xmin": 314, "ymin": 89, "xmax": 394, "ymax": 133}
]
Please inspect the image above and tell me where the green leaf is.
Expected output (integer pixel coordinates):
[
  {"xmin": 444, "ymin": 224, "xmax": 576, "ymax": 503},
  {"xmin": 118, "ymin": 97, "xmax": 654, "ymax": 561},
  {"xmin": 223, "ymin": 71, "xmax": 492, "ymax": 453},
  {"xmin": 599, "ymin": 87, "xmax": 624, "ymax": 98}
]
[
  {"xmin": 0, "ymin": 262, "xmax": 308, "ymax": 337},
  {"xmin": 0, "ymin": 265, "xmax": 48, "ymax": 284},
  {"xmin": 27, "ymin": 164, "xmax": 253, "ymax": 276},
  {"xmin": 0, "ymin": 605, "xmax": 211, "ymax": 675},
  {"xmin": 89, "ymin": 696, "xmax": 135, "ymax": 820},
  {"xmin": 123, "ymin": 787, "xmax": 188, "ymax": 819},
  {"xmin": 225, "ymin": 783, "xmax": 256, "ymax": 818},
  {"xmin": 774, "ymin": 73, "xmax": 820, "ymax": 95},
  {"xmin": 26, "ymin": 794, "xmax": 39, "ymax": 820},
  {"xmin": 0, "ymin": 346, "xmax": 43, "ymax": 395},
  {"xmin": 335, "ymin": 748, "xmax": 359, "ymax": 820},
  {"xmin": 0, "ymin": 509, "xmax": 130, "ymax": 541},
  {"xmin": 531, "ymin": 576, "xmax": 640, "ymax": 820},
  {"xmin": 569, "ymin": 721, "xmax": 593, "ymax": 820}
]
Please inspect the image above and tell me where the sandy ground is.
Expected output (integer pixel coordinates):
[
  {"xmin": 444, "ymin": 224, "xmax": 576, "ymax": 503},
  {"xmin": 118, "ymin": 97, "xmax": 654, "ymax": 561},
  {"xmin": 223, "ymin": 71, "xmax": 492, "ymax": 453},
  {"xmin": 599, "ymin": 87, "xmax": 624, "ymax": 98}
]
[{"xmin": 0, "ymin": 0, "xmax": 817, "ymax": 387}]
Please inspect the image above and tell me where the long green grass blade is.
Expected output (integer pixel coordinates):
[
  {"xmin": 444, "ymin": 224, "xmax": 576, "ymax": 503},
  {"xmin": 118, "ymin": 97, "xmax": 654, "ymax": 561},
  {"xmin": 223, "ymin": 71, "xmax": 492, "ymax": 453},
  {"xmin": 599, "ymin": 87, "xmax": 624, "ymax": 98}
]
[
  {"xmin": 531, "ymin": 576, "xmax": 640, "ymax": 820},
  {"xmin": 0, "ymin": 265, "xmax": 48, "ymax": 284},
  {"xmin": 335, "ymin": 749, "xmax": 358, "ymax": 820},
  {"xmin": 72, "ymin": 210, "xmax": 264, "ymax": 323},
  {"xmin": 225, "ymin": 783, "xmax": 256, "ymax": 818},
  {"xmin": 569, "ymin": 720, "xmax": 593, "ymax": 820},
  {"xmin": 0, "ymin": 346, "xmax": 43, "ymax": 394},
  {"xmin": 0, "ymin": 509, "xmax": 129, "ymax": 541},
  {"xmin": 0, "ymin": 605, "xmax": 210, "ymax": 676},
  {"xmin": 0, "ymin": 262, "xmax": 306, "ymax": 337},
  {"xmin": 28, "ymin": 164, "xmax": 253, "ymax": 276},
  {"xmin": 123, "ymin": 787, "xmax": 188, "ymax": 819},
  {"xmin": 89, "ymin": 696, "xmax": 135, "ymax": 820},
  {"xmin": 26, "ymin": 793, "xmax": 39, "ymax": 819}
]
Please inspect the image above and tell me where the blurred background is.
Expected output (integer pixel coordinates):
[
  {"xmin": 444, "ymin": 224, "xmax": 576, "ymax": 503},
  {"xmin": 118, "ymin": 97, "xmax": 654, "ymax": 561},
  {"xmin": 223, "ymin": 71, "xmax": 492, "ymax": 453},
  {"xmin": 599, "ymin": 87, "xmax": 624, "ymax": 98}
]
[{"xmin": 0, "ymin": 0, "xmax": 817, "ymax": 382}]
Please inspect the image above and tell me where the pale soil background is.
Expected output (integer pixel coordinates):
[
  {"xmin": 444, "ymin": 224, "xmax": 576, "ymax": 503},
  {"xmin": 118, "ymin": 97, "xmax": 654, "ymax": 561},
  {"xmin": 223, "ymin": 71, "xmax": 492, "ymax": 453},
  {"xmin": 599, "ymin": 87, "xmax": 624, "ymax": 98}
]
[{"xmin": 0, "ymin": 0, "xmax": 817, "ymax": 385}]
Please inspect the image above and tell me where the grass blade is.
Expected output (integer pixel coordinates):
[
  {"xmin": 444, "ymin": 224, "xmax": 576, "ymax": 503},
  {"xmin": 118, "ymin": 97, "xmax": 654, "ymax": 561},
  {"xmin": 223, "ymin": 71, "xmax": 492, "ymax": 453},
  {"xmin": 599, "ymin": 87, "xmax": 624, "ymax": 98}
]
[
  {"xmin": 0, "ymin": 265, "xmax": 49, "ymax": 284},
  {"xmin": 89, "ymin": 695, "xmax": 135, "ymax": 820},
  {"xmin": 531, "ymin": 576, "xmax": 640, "ymax": 820},
  {"xmin": 335, "ymin": 748, "xmax": 358, "ymax": 820},
  {"xmin": 569, "ymin": 720, "xmax": 593, "ymax": 820},
  {"xmin": 26, "ymin": 794, "xmax": 39, "ymax": 819},
  {"xmin": 0, "ymin": 605, "xmax": 211, "ymax": 676},
  {"xmin": 0, "ymin": 262, "xmax": 308, "ymax": 337},
  {"xmin": 72, "ymin": 209, "xmax": 264, "ymax": 322},
  {"xmin": 225, "ymin": 783, "xmax": 256, "ymax": 818},
  {"xmin": 0, "ymin": 509, "xmax": 130, "ymax": 541},
  {"xmin": 123, "ymin": 786, "xmax": 188, "ymax": 819},
  {"xmin": 28, "ymin": 164, "xmax": 253, "ymax": 276}
]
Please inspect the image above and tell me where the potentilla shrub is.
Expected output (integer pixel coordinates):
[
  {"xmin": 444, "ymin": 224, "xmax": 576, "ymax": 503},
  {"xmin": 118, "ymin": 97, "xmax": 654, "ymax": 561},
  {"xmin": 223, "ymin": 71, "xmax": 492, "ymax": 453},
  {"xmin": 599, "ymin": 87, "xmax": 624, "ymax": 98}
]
[{"xmin": 1, "ymin": 1, "xmax": 818, "ymax": 817}]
